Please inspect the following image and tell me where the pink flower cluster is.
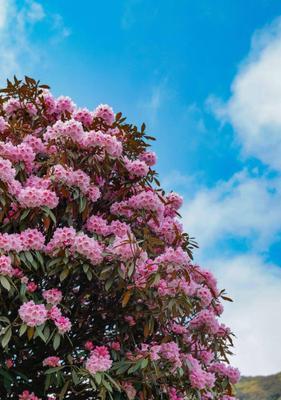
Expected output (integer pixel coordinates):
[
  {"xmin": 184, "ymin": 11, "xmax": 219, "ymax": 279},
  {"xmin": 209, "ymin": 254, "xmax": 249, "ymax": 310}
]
[
  {"xmin": 0, "ymin": 255, "xmax": 15, "ymax": 277},
  {"xmin": 19, "ymin": 390, "xmax": 41, "ymax": 400},
  {"xmin": 185, "ymin": 355, "xmax": 215, "ymax": 390},
  {"xmin": 83, "ymin": 130, "xmax": 122, "ymax": 157},
  {"xmin": 93, "ymin": 104, "xmax": 115, "ymax": 125},
  {"xmin": 189, "ymin": 310, "xmax": 220, "ymax": 335},
  {"xmin": 17, "ymin": 187, "xmax": 59, "ymax": 209},
  {"xmin": 44, "ymin": 119, "xmax": 122, "ymax": 158},
  {"xmin": 42, "ymin": 356, "xmax": 61, "ymax": 367},
  {"xmin": 0, "ymin": 141, "xmax": 35, "ymax": 172},
  {"xmin": 122, "ymin": 382, "xmax": 137, "ymax": 400},
  {"xmin": 54, "ymin": 315, "xmax": 72, "ymax": 334},
  {"xmin": 123, "ymin": 157, "xmax": 149, "ymax": 178},
  {"xmin": 46, "ymin": 305, "xmax": 71, "ymax": 334},
  {"xmin": 108, "ymin": 235, "xmax": 141, "ymax": 261},
  {"xmin": 19, "ymin": 298, "xmax": 71, "ymax": 334},
  {"xmin": 0, "ymin": 116, "xmax": 8, "ymax": 132},
  {"xmin": 46, "ymin": 227, "xmax": 103, "ymax": 266},
  {"xmin": 73, "ymin": 107, "xmax": 94, "ymax": 126},
  {"xmin": 85, "ymin": 346, "xmax": 113, "ymax": 375},
  {"xmin": 45, "ymin": 227, "xmax": 76, "ymax": 252},
  {"xmin": 139, "ymin": 151, "xmax": 157, "ymax": 166},
  {"xmin": 0, "ymin": 229, "xmax": 45, "ymax": 252},
  {"xmin": 0, "ymin": 156, "xmax": 16, "ymax": 183},
  {"xmin": 3, "ymin": 98, "xmax": 37, "ymax": 116},
  {"xmin": 167, "ymin": 387, "xmax": 184, "ymax": 400},
  {"xmin": 220, "ymin": 396, "xmax": 237, "ymax": 400},
  {"xmin": 86, "ymin": 215, "xmax": 130, "ymax": 237},
  {"xmin": 52, "ymin": 164, "xmax": 100, "ymax": 202},
  {"xmin": 72, "ymin": 233, "xmax": 104, "ymax": 265},
  {"xmin": 209, "ymin": 362, "xmax": 240, "ymax": 384},
  {"xmin": 42, "ymin": 289, "xmax": 62, "ymax": 305},
  {"xmin": 18, "ymin": 301, "xmax": 48, "ymax": 327},
  {"xmin": 111, "ymin": 190, "xmax": 165, "ymax": 219}
]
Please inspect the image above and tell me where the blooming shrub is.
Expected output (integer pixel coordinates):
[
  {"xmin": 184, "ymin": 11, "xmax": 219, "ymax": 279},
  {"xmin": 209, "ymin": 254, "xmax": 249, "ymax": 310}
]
[{"xmin": 0, "ymin": 77, "xmax": 239, "ymax": 399}]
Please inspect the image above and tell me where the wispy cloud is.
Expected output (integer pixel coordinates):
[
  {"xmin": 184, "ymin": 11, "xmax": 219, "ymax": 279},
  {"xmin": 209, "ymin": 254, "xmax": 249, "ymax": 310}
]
[
  {"xmin": 182, "ymin": 168, "xmax": 281, "ymax": 252},
  {"xmin": 208, "ymin": 254, "xmax": 281, "ymax": 376},
  {"xmin": 26, "ymin": 0, "xmax": 45, "ymax": 22},
  {"xmin": 0, "ymin": 0, "xmax": 69, "ymax": 81},
  {"xmin": 208, "ymin": 16, "xmax": 281, "ymax": 171},
  {"xmin": 138, "ymin": 78, "xmax": 169, "ymax": 126},
  {"xmin": 178, "ymin": 16, "xmax": 281, "ymax": 376},
  {"xmin": 0, "ymin": 0, "xmax": 9, "ymax": 29}
]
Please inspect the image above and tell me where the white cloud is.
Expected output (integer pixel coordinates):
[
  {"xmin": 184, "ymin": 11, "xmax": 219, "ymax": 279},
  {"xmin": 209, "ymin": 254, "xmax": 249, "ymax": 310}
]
[
  {"xmin": 186, "ymin": 17, "xmax": 281, "ymax": 376},
  {"xmin": 0, "ymin": 0, "xmax": 9, "ymax": 29},
  {"xmin": 207, "ymin": 254, "xmax": 281, "ymax": 376},
  {"xmin": 209, "ymin": 17, "xmax": 281, "ymax": 171},
  {"xmin": 139, "ymin": 78, "xmax": 169, "ymax": 126},
  {"xmin": 0, "ymin": 1, "xmax": 69, "ymax": 80},
  {"xmin": 182, "ymin": 169, "xmax": 281, "ymax": 252},
  {"xmin": 27, "ymin": 1, "xmax": 45, "ymax": 22}
]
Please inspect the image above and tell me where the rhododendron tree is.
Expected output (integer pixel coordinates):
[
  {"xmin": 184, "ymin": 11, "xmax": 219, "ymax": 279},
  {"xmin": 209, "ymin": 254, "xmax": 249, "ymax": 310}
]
[{"xmin": 0, "ymin": 77, "xmax": 239, "ymax": 400}]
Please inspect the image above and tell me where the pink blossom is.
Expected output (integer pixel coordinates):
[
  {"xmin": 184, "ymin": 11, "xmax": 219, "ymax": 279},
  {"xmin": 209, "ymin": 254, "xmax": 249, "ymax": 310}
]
[
  {"xmin": 72, "ymin": 233, "xmax": 103, "ymax": 265},
  {"xmin": 19, "ymin": 390, "xmax": 41, "ymax": 400},
  {"xmin": 86, "ymin": 215, "xmax": 109, "ymax": 236},
  {"xmin": 139, "ymin": 151, "xmax": 157, "ymax": 166},
  {"xmin": 93, "ymin": 104, "xmax": 115, "ymax": 125},
  {"xmin": 26, "ymin": 282, "xmax": 38, "ymax": 293},
  {"xmin": 122, "ymin": 382, "xmax": 137, "ymax": 399},
  {"xmin": 124, "ymin": 157, "xmax": 149, "ymax": 178},
  {"xmin": 85, "ymin": 346, "xmax": 112, "ymax": 375},
  {"xmin": 0, "ymin": 156, "xmax": 16, "ymax": 183},
  {"xmin": 85, "ymin": 340, "xmax": 95, "ymax": 351},
  {"xmin": 0, "ymin": 116, "xmax": 8, "ymax": 132},
  {"xmin": 56, "ymin": 96, "xmax": 76, "ymax": 114},
  {"xmin": 43, "ymin": 289, "xmax": 63, "ymax": 305},
  {"xmin": 43, "ymin": 356, "xmax": 61, "ymax": 367},
  {"xmin": 0, "ymin": 255, "xmax": 15, "ymax": 277},
  {"xmin": 111, "ymin": 341, "xmax": 121, "ymax": 351},
  {"xmin": 73, "ymin": 107, "xmax": 94, "ymax": 126},
  {"xmin": 17, "ymin": 187, "xmax": 59, "ymax": 209},
  {"xmin": 19, "ymin": 301, "xmax": 47, "ymax": 327},
  {"xmin": 54, "ymin": 316, "xmax": 72, "ymax": 334},
  {"xmin": 48, "ymin": 306, "xmax": 62, "ymax": 321},
  {"xmin": 5, "ymin": 358, "xmax": 13, "ymax": 368}
]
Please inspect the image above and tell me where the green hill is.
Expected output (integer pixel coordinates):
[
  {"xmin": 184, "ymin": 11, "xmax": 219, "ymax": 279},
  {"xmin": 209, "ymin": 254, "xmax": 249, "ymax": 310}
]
[{"xmin": 236, "ymin": 372, "xmax": 281, "ymax": 400}]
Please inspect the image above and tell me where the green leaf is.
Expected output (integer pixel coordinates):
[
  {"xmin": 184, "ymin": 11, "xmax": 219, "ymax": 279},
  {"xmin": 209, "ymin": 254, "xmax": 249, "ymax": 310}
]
[
  {"xmin": 43, "ymin": 325, "xmax": 50, "ymax": 341},
  {"xmin": 0, "ymin": 276, "xmax": 10, "ymax": 291},
  {"xmin": 94, "ymin": 372, "xmax": 102, "ymax": 385},
  {"xmin": 19, "ymin": 324, "xmax": 27, "ymax": 337},
  {"xmin": 45, "ymin": 366, "xmax": 64, "ymax": 375},
  {"xmin": 141, "ymin": 358, "xmax": 148, "ymax": 369},
  {"xmin": 20, "ymin": 208, "xmax": 31, "ymax": 222},
  {"xmin": 25, "ymin": 251, "xmax": 35, "ymax": 264},
  {"xmin": 71, "ymin": 369, "xmax": 79, "ymax": 385},
  {"xmin": 59, "ymin": 380, "xmax": 70, "ymax": 400},
  {"xmin": 1, "ymin": 327, "xmax": 12, "ymax": 348},
  {"xmin": 60, "ymin": 268, "xmax": 69, "ymax": 282},
  {"xmin": 53, "ymin": 332, "xmax": 61, "ymax": 350},
  {"xmin": 102, "ymin": 379, "xmax": 112, "ymax": 392},
  {"xmin": 105, "ymin": 279, "xmax": 114, "ymax": 291},
  {"xmin": 35, "ymin": 251, "xmax": 44, "ymax": 267},
  {"xmin": 104, "ymin": 373, "xmax": 121, "ymax": 391},
  {"xmin": 36, "ymin": 325, "xmax": 47, "ymax": 343},
  {"xmin": 0, "ymin": 316, "xmax": 10, "ymax": 323},
  {"xmin": 128, "ymin": 360, "xmax": 142, "ymax": 374}
]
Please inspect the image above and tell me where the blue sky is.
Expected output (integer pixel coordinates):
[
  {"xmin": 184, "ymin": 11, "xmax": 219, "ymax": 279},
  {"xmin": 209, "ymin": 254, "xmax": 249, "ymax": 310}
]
[{"xmin": 1, "ymin": 0, "xmax": 281, "ymax": 376}]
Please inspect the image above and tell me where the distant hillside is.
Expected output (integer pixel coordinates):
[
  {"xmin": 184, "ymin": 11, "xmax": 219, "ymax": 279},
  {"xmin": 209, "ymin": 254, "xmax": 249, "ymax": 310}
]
[{"xmin": 236, "ymin": 372, "xmax": 281, "ymax": 400}]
